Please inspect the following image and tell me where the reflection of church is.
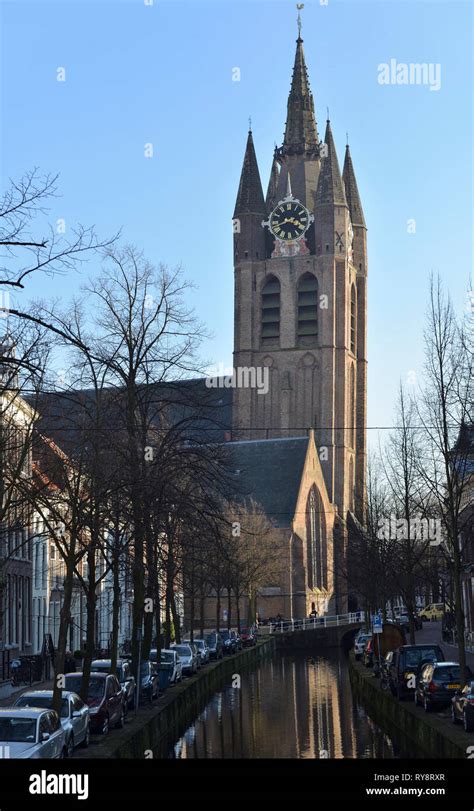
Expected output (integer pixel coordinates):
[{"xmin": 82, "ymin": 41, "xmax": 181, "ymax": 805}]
[{"xmin": 226, "ymin": 18, "xmax": 368, "ymax": 618}]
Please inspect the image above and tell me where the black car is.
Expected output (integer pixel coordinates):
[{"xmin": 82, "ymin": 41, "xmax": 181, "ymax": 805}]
[
  {"xmin": 204, "ymin": 632, "xmax": 223, "ymax": 660},
  {"xmin": 385, "ymin": 644, "xmax": 445, "ymax": 700},
  {"xmin": 220, "ymin": 630, "xmax": 236, "ymax": 655},
  {"xmin": 415, "ymin": 661, "xmax": 473, "ymax": 711},
  {"xmin": 139, "ymin": 661, "xmax": 159, "ymax": 704},
  {"xmin": 451, "ymin": 680, "xmax": 474, "ymax": 731}
]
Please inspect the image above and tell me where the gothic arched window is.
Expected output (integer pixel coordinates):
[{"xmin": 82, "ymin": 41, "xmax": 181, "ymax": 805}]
[
  {"xmin": 297, "ymin": 273, "xmax": 318, "ymax": 345},
  {"xmin": 349, "ymin": 456, "xmax": 355, "ymax": 512},
  {"xmin": 306, "ymin": 486, "xmax": 327, "ymax": 590},
  {"xmin": 261, "ymin": 275, "xmax": 281, "ymax": 345},
  {"xmin": 350, "ymin": 363, "xmax": 356, "ymax": 449},
  {"xmin": 350, "ymin": 284, "xmax": 357, "ymax": 355}
]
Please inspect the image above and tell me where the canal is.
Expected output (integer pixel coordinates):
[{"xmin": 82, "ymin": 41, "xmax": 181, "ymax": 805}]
[{"xmin": 168, "ymin": 650, "xmax": 404, "ymax": 758}]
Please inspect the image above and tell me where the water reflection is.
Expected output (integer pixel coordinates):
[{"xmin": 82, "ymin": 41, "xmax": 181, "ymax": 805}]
[{"xmin": 169, "ymin": 651, "xmax": 397, "ymax": 759}]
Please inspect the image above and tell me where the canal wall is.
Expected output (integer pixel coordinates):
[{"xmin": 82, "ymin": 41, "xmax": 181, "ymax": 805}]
[
  {"xmin": 75, "ymin": 638, "xmax": 276, "ymax": 759},
  {"xmin": 349, "ymin": 654, "xmax": 471, "ymax": 758}
]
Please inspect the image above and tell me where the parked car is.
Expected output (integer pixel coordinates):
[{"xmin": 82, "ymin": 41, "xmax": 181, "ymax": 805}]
[
  {"xmin": 240, "ymin": 627, "xmax": 257, "ymax": 647},
  {"xmin": 451, "ymin": 680, "xmax": 474, "ymax": 731},
  {"xmin": 230, "ymin": 630, "xmax": 242, "ymax": 650},
  {"xmin": 221, "ymin": 629, "xmax": 237, "ymax": 655},
  {"xmin": 159, "ymin": 649, "xmax": 183, "ymax": 683},
  {"xmin": 64, "ymin": 672, "xmax": 125, "ymax": 735},
  {"xmin": 415, "ymin": 661, "xmax": 473, "ymax": 712},
  {"xmin": 172, "ymin": 643, "xmax": 198, "ymax": 675},
  {"xmin": 186, "ymin": 641, "xmax": 203, "ymax": 669},
  {"xmin": 139, "ymin": 661, "xmax": 160, "ymax": 703},
  {"xmin": 385, "ymin": 645, "xmax": 445, "ymax": 700},
  {"xmin": 418, "ymin": 603, "xmax": 446, "ymax": 622},
  {"xmin": 354, "ymin": 633, "xmax": 372, "ymax": 661},
  {"xmin": 0, "ymin": 708, "xmax": 66, "ymax": 758},
  {"xmin": 193, "ymin": 639, "xmax": 210, "ymax": 665},
  {"xmin": 91, "ymin": 659, "xmax": 136, "ymax": 710},
  {"xmin": 204, "ymin": 632, "xmax": 224, "ymax": 660},
  {"xmin": 396, "ymin": 615, "xmax": 411, "ymax": 633},
  {"xmin": 14, "ymin": 690, "xmax": 89, "ymax": 756}
]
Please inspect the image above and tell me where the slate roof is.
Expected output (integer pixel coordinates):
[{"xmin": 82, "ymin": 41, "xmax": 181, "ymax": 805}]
[
  {"xmin": 233, "ymin": 130, "xmax": 266, "ymax": 218},
  {"xmin": 224, "ymin": 436, "xmax": 309, "ymax": 527},
  {"xmin": 315, "ymin": 120, "xmax": 347, "ymax": 208},
  {"xmin": 343, "ymin": 144, "xmax": 366, "ymax": 228},
  {"xmin": 281, "ymin": 37, "xmax": 319, "ymax": 157}
]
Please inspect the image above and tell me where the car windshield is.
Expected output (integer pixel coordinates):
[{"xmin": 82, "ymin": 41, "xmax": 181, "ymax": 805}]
[
  {"xmin": 434, "ymin": 666, "xmax": 462, "ymax": 680},
  {"xmin": 194, "ymin": 641, "xmax": 204, "ymax": 650},
  {"xmin": 140, "ymin": 663, "xmax": 151, "ymax": 676},
  {"xmin": 404, "ymin": 648, "xmax": 440, "ymax": 667},
  {"xmin": 16, "ymin": 696, "xmax": 68, "ymax": 719},
  {"xmin": 221, "ymin": 631, "xmax": 230, "ymax": 640},
  {"xmin": 241, "ymin": 629, "xmax": 249, "ymax": 635},
  {"xmin": 174, "ymin": 646, "xmax": 191, "ymax": 656},
  {"xmin": 205, "ymin": 635, "xmax": 216, "ymax": 645},
  {"xmin": 67, "ymin": 676, "xmax": 104, "ymax": 700},
  {"xmin": 161, "ymin": 652, "xmax": 174, "ymax": 663},
  {"xmin": 0, "ymin": 717, "xmax": 37, "ymax": 742},
  {"xmin": 92, "ymin": 664, "xmax": 110, "ymax": 675}
]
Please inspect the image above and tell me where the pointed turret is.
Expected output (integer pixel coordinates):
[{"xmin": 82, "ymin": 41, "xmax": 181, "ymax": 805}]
[
  {"xmin": 315, "ymin": 120, "xmax": 347, "ymax": 208},
  {"xmin": 343, "ymin": 144, "xmax": 366, "ymax": 228},
  {"xmin": 233, "ymin": 129, "xmax": 266, "ymax": 263},
  {"xmin": 265, "ymin": 150, "xmax": 280, "ymax": 212},
  {"xmin": 234, "ymin": 129, "xmax": 266, "ymax": 218},
  {"xmin": 281, "ymin": 36, "xmax": 320, "ymax": 158}
]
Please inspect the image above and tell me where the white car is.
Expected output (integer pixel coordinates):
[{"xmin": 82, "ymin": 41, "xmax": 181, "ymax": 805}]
[
  {"xmin": 192, "ymin": 639, "xmax": 210, "ymax": 665},
  {"xmin": 0, "ymin": 707, "xmax": 66, "ymax": 758},
  {"xmin": 160, "ymin": 649, "xmax": 183, "ymax": 683},
  {"xmin": 354, "ymin": 633, "xmax": 372, "ymax": 661},
  {"xmin": 14, "ymin": 690, "xmax": 90, "ymax": 756},
  {"xmin": 172, "ymin": 643, "xmax": 198, "ymax": 675}
]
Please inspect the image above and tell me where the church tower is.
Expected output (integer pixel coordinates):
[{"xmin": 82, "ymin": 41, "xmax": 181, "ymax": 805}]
[{"xmin": 232, "ymin": 23, "xmax": 368, "ymax": 527}]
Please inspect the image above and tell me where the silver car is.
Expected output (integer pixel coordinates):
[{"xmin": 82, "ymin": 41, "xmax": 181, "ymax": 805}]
[
  {"xmin": 160, "ymin": 649, "xmax": 183, "ymax": 683},
  {"xmin": 172, "ymin": 643, "xmax": 198, "ymax": 675},
  {"xmin": 0, "ymin": 707, "xmax": 66, "ymax": 758},
  {"xmin": 193, "ymin": 639, "xmax": 210, "ymax": 665},
  {"xmin": 14, "ymin": 690, "xmax": 90, "ymax": 756}
]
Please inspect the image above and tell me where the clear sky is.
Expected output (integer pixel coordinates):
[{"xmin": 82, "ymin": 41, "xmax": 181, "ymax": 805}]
[{"xmin": 1, "ymin": 0, "xmax": 472, "ymax": 440}]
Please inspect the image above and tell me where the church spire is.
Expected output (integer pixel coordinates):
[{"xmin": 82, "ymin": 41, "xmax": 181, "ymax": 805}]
[
  {"xmin": 315, "ymin": 120, "xmax": 347, "ymax": 207},
  {"xmin": 265, "ymin": 148, "xmax": 280, "ymax": 211},
  {"xmin": 281, "ymin": 34, "xmax": 319, "ymax": 157},
  {"xmin": 234, "ymin": 128, "xmax": 266, "ymax": 218},
  {"xmin": 343, "ymin": 144, "xmax": 366, "ymax": 228}
]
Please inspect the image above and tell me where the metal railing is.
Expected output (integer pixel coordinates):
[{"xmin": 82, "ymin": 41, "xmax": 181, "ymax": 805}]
[{"xmin": 258, "ymin": 611, "xmax": 364, "ymax": 635}]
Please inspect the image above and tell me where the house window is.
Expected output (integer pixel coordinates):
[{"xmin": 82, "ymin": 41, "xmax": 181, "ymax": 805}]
[
  {"xmin": 297, "ymin": 273, "xmax": 318, "ymax": 345},
  {"xmin": 261, "ymin": 276, "xmax": 280, "ymax": 345}
]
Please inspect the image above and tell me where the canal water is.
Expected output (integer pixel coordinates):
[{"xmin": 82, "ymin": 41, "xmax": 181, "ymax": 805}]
[{"xmin": 168, "ymin": 650, "xmax": 403, "ymax": 759}]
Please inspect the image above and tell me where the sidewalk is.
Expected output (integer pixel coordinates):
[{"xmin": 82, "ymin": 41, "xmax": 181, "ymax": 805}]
[
  {"xmin": 416, "ymin": 620, "xmax": 474, "ymax": 671},
  {"xmin": 0, "ymin": 678, "xmax": 53, "ymax": 707}
]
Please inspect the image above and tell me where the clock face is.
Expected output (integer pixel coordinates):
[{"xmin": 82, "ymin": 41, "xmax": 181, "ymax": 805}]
[{"xmin": 269, "ymin": 201, "xmax": 310, "ymax": 242}]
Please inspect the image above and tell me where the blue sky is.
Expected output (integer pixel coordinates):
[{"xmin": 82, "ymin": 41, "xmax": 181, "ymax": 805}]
[{"xmin": 1, "ymin": 0, "xmax": 472, "ymax": 438}]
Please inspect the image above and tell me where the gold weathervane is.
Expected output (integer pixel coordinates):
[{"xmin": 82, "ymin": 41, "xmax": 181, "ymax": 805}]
[{"xmin": 297, "ymin": 4, "xmax": 304, "ymax": 38}]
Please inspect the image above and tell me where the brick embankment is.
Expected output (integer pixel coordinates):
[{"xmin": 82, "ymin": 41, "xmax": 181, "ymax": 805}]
[{"xmin": 349, "ymin": 653, "xmax": 473, "ymax": 759}]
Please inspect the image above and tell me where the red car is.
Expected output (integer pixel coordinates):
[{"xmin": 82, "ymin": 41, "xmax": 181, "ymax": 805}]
[
  {"xmin": 64, "ymin": 672, "xmax": 125, "ymax": 735},
  {"xmin": 240, "ymin": 627, "xmax": 257, "ymax": 647}
]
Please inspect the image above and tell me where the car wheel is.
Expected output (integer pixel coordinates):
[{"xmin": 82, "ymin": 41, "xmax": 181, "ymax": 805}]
[
  {"xmin": 451, "ymin": 705, "xmax": 460, "ymax": 725},
  {"xmin": 464, "ymin": 712, "xmax": 474, "ymax": 733},
  {"xmin": 101, "ymin": 714, "xmax": 110, "ymax": 735},
  {"xmin": 414, "ymin": 691, "xmax": 419, "ymax": 706},
  {"xmin": 423, "ymin": 697, "xmax": 431, "ymax": 713},
  {"xmin": 65, "ymin": 735, "xmax": 74, "ymax": 758},
  {"xmin": 81, "ymin": 724, "xmax": 90, "ymax": 748}
]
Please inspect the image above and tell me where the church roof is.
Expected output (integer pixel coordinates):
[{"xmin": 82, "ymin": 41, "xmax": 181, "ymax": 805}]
[
  {"xmin": 225, "ymin": 436, "xmax": 309, "ymax": 527},
  {"xmin": 233, "ymin": 130, "xmax": 266, "ymax": 218},
  {"xmin": 315, "ymin": 120, "xmax": 347, "ymax": 208},
  {"xmin": 343, "ymin": 144, "xmax": 366, "ymax": 228},
  {"xmin": 281, "ymin": 37, "xmax": 320, "ymax": 157},
  {"xmin": 265, "ymin": 150, "xmax": 280, "ymax": 212}
]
